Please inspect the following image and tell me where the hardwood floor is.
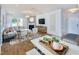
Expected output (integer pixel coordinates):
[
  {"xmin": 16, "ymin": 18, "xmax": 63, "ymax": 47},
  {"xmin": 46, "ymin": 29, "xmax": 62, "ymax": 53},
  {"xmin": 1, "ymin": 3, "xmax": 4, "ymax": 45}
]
[
  {"xmin": 1, "ymin": 40, "xmax": 34, "ymax": 55},
  {"xmin": 1, "ymin": 33, "xmax": 46, "ymax": 55}
]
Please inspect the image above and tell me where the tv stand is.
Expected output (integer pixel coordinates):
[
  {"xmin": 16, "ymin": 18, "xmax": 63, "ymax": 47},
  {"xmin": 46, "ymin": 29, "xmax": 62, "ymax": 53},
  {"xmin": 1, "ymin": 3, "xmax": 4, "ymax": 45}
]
[{"xmin": 36, "ymin": 26, "xmax": 47, "ymax": 34}]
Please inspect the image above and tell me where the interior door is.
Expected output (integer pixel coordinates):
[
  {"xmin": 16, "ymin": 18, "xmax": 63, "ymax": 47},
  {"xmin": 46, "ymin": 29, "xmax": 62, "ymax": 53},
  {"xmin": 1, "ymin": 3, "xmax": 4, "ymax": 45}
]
[
  {"xmin": 76, "ymin": 17, "xmax": 79, "ymax": 34},
  {"xmin": 68, "ymin": 16, "xmax": 79, "ymax": 35}
]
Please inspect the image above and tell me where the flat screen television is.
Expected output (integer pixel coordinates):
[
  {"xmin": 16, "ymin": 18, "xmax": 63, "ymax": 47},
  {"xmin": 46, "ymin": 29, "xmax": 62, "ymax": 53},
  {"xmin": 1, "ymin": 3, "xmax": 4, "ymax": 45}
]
[{"xmin": 39, "ymin": 18, "xmax": 45, "ymax": 24}]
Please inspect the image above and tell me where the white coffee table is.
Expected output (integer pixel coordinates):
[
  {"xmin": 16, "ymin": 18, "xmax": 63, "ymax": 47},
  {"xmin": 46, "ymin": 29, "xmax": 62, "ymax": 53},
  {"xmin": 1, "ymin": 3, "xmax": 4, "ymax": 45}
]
[{"xmin": 31, "ymin": 36, "xmax": 79, "ymax": 55}]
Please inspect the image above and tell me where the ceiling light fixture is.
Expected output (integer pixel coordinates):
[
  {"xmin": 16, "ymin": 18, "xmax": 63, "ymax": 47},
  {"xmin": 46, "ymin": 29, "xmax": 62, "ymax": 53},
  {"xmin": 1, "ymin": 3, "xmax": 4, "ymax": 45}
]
[
  {"xmin": 68, "ymin": 4, "xmax": 79, "ymax": 13},
  {"xmin": 25, "ymin": 15, "xmax": 30, "ymax": 18},
  {"xmin": 68, "ymin": 8, "xmax": 79, "ymax": 13}
]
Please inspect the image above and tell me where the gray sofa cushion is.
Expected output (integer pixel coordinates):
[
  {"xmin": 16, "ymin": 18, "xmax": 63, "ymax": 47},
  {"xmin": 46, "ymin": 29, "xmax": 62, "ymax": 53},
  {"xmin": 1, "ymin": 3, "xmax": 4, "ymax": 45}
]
[
  {"xmin": 62, "ymin": 33, "xmax": 79, "ymax": 41},
  {"xmin": 62, "ymin": 33, "xmax": 79, "ymax": 45}
]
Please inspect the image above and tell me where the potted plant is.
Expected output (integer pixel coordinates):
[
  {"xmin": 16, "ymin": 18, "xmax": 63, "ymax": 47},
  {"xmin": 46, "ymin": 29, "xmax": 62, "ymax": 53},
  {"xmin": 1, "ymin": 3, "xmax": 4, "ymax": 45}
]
[{"xmin": 52, "ymin": 37, "xmax": 61, "ymax": 50}]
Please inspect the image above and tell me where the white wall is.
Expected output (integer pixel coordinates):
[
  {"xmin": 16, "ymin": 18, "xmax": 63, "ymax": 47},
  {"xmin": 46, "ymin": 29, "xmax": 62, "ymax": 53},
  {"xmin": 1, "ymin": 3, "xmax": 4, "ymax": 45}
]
[
  {"xmin": 61, "ymin": 10, "xmax": 68, "ymax": 35},
  {"xmin": 0, "ymin": 5, "xmax": 6, "ymax": 45},
  {"xmin": 0, "ymin": 6, "xmax": 2, "ymax": 44},
  {"xmin": 36, "ymin": 9, "xmax": 62, "ymax": 37}
]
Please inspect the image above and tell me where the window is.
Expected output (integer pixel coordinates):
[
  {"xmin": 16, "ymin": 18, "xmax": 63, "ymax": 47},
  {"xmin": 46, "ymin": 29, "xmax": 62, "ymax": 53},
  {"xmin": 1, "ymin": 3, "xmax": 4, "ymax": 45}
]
[
  {"xmin": 12, "ymin": 18, "xmax": 17, "ymax": 26},
  {"xmin": 18, "ymin": 18, "xmax": 23, "ymax": 26},
  {"xmin": 12, "ymin": 18, "xmax": 23, "ymax": 27}
]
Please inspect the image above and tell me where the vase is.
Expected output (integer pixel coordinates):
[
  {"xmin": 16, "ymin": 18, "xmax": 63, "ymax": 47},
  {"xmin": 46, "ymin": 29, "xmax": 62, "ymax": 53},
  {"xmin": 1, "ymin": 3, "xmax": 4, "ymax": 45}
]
[{"xmin": 52, "ymin": 42, "xmax": 61, "ymax": 50}]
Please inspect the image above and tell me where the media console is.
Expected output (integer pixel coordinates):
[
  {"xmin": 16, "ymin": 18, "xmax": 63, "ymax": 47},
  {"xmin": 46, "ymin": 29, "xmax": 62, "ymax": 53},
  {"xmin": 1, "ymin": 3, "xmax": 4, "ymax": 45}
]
[{"xmin": 36, "ymin": 26, "xmax": 47, "ymax": 34}]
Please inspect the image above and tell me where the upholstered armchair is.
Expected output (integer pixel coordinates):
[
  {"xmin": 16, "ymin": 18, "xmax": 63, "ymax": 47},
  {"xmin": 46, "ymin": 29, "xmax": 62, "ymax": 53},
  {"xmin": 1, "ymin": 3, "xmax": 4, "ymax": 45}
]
[{"xmin": 2, "ymin": 27, "xmax": 17, "ymax": 43}]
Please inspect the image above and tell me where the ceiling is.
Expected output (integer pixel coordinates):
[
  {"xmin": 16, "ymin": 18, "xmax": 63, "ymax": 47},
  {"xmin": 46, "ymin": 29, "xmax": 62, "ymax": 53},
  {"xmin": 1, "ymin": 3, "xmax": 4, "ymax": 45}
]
[{"xmin": 1, "ymin": 4, "xmax": 78, "ymax": 16}]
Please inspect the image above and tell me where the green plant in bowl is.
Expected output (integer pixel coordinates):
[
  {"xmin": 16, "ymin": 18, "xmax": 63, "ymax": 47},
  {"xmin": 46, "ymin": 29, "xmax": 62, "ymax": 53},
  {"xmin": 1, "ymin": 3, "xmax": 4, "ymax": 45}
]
[
  {"xmin": 43, "ymin": 37, "xmax": 48, "ymax": 41},
  {"xmin": 52, "ymin": 37, "xmax": 59, "ymax": 43}
]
